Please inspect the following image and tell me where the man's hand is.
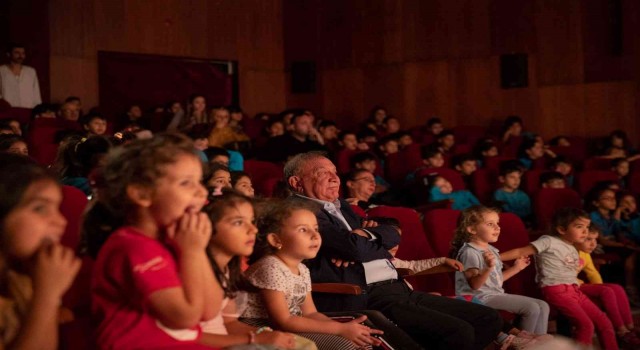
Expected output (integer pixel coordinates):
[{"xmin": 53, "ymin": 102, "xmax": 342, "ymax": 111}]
[{"xmin": 331, "ymin": 258, "xmax": 354, "ymax": 267}]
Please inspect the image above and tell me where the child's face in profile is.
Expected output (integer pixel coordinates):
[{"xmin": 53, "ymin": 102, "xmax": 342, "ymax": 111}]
[
  {"xmin": 427, "ymin": 153, "xmax": 445, "ymax": 168},
  {"xmin": 434, "ymin": 177, "xmax": 453, "ymax": 194},
  {"xmin": 526, "ymin": 141, "xmax": 544, "ymax": 159},
  {"xmin": 575, "ymin": 231, "xmax": 598, "ymax": 254},
  {"xmin": 268, "ymin": 121, "xmax": 284, "ymax": 137},
  {"xmin": 456, "ymin": 160, "xmax": 477, "ymax": 176},
  {"xmin": 558, "ymin": 217, "xmax": 590, "ymax": 244},
  {"xmin": 543, "ymin": 178, "xmax": 565, "ymax": 189},
  {"xmin": 500, "ymin": 171, "xmax": 521, "ymax": 191},
  {"xmin": 381, "ymin": 140, "xmax": 398, "ymax": 154},
  {"xmin": 554, "ymin": 162, "xmax": 572, "ymax": 176},
  {"xmin": 193, "ymin": 138, "xmax": 209, "ymax": 151},
  {"xmin": 208, "ymin": 170, "xmax": 232, "ymax": 189},
  {"xmin": 430, "ymin": 123, "xmax": 443, "ymax": 135},
  {"xmin": 275, "ymin": 209, "xmax": 322, "ymax": 260},
  {"xmin": 614, "ymin": 160, "xmax": 629, "ymax": 177},
  {"xmin": 468, "ymin": 211, "xmax": 501, "ymax": 244},
  {"xmin": 482, "ymin": 146, "xmax": 498, "ymax": 158},
  {"xmin": 3, "ymin": 180, "xmax": 67, "ymax": 260},
  {"xmin": 385, "ymin": 118, "xmax": 400, "ymax": 133},
  {"xmin": 86, "ymin": 118, "xmax": 107, "ymax": 136},
  {"xmin": 439, "ymin": 135, "xmax": 455, "ymax": 150},
  {"xmin": 341, "ymin": 134, "xmax": 358, "ymax": 150},
  {"xmin": 234, "ymin": 176, "xmax": 255, "ymax": 198},
  {"xmin": 356, "ymin": 159, "xmax": 376, "ymax": 173},
  {"xmin": 594, "ymin": 189, "xmax": 617, "ymax": 211},
  {"xmin": 399, "ymin": 135, "xmax": 413, "ymax": 147},
  {"xmin": 619, "ymin": 195, "xmax": 637, "ymax": 214}
]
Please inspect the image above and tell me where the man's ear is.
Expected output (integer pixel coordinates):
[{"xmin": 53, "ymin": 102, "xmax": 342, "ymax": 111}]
[
  {"xmin": 288, "ymin": 176, "xmax": 302, "ymax": 192},
  {"xmin": 126, "ymin": 184, "xmax": 153, "ymax": 208}
]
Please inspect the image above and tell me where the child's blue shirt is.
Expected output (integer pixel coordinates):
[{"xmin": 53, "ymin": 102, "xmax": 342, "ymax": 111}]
[
  {"xmin": 493, "ymin": 189, "xmax": 531, "ymax": 219},
  {"xmin": 589, "ymin": 211, "xmax": 621, "ymax": 239},
  {"xmin": 430, "ymin": 187, "xmax": 480, "ymax": 210}
]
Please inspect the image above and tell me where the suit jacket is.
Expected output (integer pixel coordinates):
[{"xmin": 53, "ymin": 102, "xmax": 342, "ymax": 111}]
[{"xmin": 301, "ymin": 198, "xmax": 401, "ymax": 311}]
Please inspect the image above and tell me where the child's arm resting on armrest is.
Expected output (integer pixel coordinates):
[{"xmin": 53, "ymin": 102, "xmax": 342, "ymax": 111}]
[{"xmin": 500, "ymin": 244, "xmax": 537, "ymax": 262}]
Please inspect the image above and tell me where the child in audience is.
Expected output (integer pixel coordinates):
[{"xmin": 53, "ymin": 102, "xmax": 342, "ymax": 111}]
[
  {"xmin": 266, "ymin": 119, "xmax": 285, "ymax": 138},
  {"xmin": 539, "ymin": 171, "xmax": 566, "ymax": 189},
  {"xmin": 199, "ymin": 191, "xmax": 300, "ymax": 349},
  {"xmin": 0, "ymin": 134, "xmax": 28, "ymax": 156},
  {"xmin": 382, "ymin": 116, "xmax": 400, "ymax": 135},
  {"xmin": 575, "ymin": 225, "xmax": 640, "ymax": 346},
  {"xmin": 242, "ymin": 199, "xmax": 383, "ymax": 349},
  {"xmin": 0, "ymin": 153, "xmax": 81, "ymax": 349},
  {"xmin": 611, "ymin": 158, "xmax": 630, "ymax": 188},
  {"xmin": 337, "ymin": 131, "xmax": 369, "ymax": 152},
  {"xmin": 453, "ymin": 154, "xmax": 477, "ymax": 189},
  {"xmin": 204, "ymin": 147, "xmax": 231, "ymax": 167},
  {"xmin": 396, "ymin": 131, "xmax": 414, "ymax": 149},
  {"xmin": 426, "ymin": 117, "xmax": 444, "ymax": 137},
  {"xmin": 357, "ymin": 129, "xmax": 378, "ymax": 145},
  {"xmin": 54, "ymin": 135, "xmax": 112, "ymax": 197},
  {"xmin": 517, "ymin": 138, "xmax": 546, "ymax": 170},
  {"xmin": 618, "ymin": 192, "xmax": 640, "ymax": 244},
  {"xmin": 0, "ymin": 118, "xmax": 22, "ymax": 136},
  {"xmin": 427, "ymin": 174, "xmax": 480, "ymax": 210},
  {"xmin": 501, "ymin": 116, "xmax": 524, "ymax": 144},
  {"xmin": 230, "ymin": 171, "xmax": 255, "ymax": 198},
  {"xmin": 350, "ymin": 152, "xmax": 389, "ymax": 194},
  {"xmin": 451, "ymin": 206, "xmax": 550, "ymax": 336},
  {"xmin": 549, "ymin": 136, "xmax": 571, "ymax": 147},
  {"xmin": 587, "ymin": 186, "xmax": 640, "ymax": 303},
  {"xmin": 188, "ymin": 126, "xmax": 212, "ymax": 152},
  {"xmin": 377, "ymin": 135, "xmax": 399, "ymax": 157},
  {"xmin": 500, "ymin": 208, "xmax": 618, "ymax": 349},
  {"xmin": 493, "ymin": 162, "xmax": 531, "ymax": 221},
  {"xmin": 207, "ymin": 163, "xmax": 233, "ymax": 192},
  {"xmin": 82, "ymin": 112, "xmax": 108, "ymax": 136},
  {"xmin": 551, "ymin": 157, "xmax": 574, "ymax": 187},
  {"xmin": 474, "ymin": 138, "xmax": 499, "ymax": 167},
  {"xmin": 420, "ymin": 145, "xmax": 445, "ymax": 168},
  {"xmin": 436, "ymin": 130, "xmax": 455, "ymax": 155},
  {"xmin": 87, "ymin": 133, "xmax": 221, "ymax": 349}
]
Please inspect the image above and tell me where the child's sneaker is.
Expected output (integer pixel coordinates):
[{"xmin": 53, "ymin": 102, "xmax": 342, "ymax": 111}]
[{"xmin": 618, "ymin": 332, "xmax": 640, "ymax": 349}]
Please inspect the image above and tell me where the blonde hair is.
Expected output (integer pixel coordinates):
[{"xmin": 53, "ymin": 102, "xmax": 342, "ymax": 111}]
[{"xmin": 449, "ymin": 205, "xmax": 500, "ymax": 258}]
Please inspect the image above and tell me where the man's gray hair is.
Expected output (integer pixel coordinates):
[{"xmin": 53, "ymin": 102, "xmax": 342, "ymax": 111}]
[{"xmin": 283, "ymin": 151, "xmax": 328, "ymax": 190}]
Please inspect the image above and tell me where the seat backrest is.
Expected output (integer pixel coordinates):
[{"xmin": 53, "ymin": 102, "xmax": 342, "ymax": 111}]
[
  {"xmin": 500, "ymin": 136, "xmax": 523, "ymax": 158},
  {"xmin": 368, "ymin": 206, "xmax": 454, "ymax": 294},
  {"xmin": 575, "ymin": 170, "xmax": 618, "ymax": 196},
  {"xmin": 243, "ymin": 159, "xmax": 283, "ymax": 196},
  {"xmin": 471, "ymin": 168, "xmax": 498, "ymax": 204},
  {"xmin": 582, "ymin": 157, "xmax": 613, "ymax": 171},
  {"xmin": 494, "ymin": 213, "xmax": 537, "ymax": 297},
  {"xmin": 335, "ymin": 149, "xmax": 359, "ymax": 175},
  {"xmin": 60, "ymin": 185, "xmax": 89, "ymax": 250},
  {"xmin": 628, "ymin": 170, "xmax": 640, "ymax": 197},
  {"xmin": 422, "ymin": 209, "xmax": 461, "ymax": 258},
  {"xmin": 533, "ymin": 188, "xmax": 582, "ymax": 230},
  {"xmin": 483, "ymin": 156, "xmax": 517, "ymax": 171},
  {"xmin": 453, "ymin": 125, "xmax": 486, "ymax": 147},
  {"xmin": 522, "ymin": 169, "xmax": 544, "ymax": 197}
]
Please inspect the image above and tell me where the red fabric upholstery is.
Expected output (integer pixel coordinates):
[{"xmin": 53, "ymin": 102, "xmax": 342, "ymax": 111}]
[
  {"xmin": 533, "ymin": 188, "xmax": 582, "ymax": 230},
  {"xmin": 59, "ymin": 186, "xmax": 89, "ymax": 250},
  {"xmin": 471, "ymin": 168, "xmax": 498, "ymax": 204},
  {"xmin": 493, "ymin": 213, "xmax": 538, "ymax": 298},
  {"xmin": 500, "ymin": 136, "xmax": 523, "ymax": 158},
  {"xmin": 368, "ymin": 206, "xmax": 454, "ymax": 295},
  {"xmin": 422, "ymin": 209, "xmax": 461, "ymax": 259},
  {"xmin": 260, "ymin": 176, "xmax": 281, "ymax": 197},
  {"xmin": 27, "ymin": 118, "xmax": 81, "ymax": 166},
  {"xmin": 483, "ymin": 156, "xmax": 516, "ymax": 171},
  {"xmin": 243, "ymin": 160, "xmax": 283, "ymax": 196},
  {"xmin": 575, "ymin": 170, "xmax": 619, "ymax": 196},
  {"xmin": 350, "ymin": 204, "xmax": 367, "ymax": 218},
  {"xmin": 522, "ymin": 169, "xmax": 544, "ymax": 197},
  {"xmin": 0, "ymin": 107, "xmax": 32, "ymax": 125},
  {"xmin": 582, "ymin": 157, "xmax": 613, "ymax": 171},
  {"xmin": 628, "ymin": 170, "xmax": 640, "ymax": 196},
  {"xmin": 452, "ymin": 125, "xmax": 486, "ymax": 147},
  {"xmin": 335, "ymin": 149, "xmax": 359, "ymax": 175}
]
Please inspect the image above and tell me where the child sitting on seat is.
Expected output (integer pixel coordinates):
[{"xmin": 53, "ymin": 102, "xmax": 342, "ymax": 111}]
[
  {"xmin": 427, "ymin": 174, "xmax": 480, "ymax": 210},
  {"xmin": 493, "ymin": 161, "xmax": 531, "ymax": 221}
]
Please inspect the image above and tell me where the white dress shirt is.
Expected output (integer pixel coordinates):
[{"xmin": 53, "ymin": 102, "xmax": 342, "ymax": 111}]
[{"xmin": 0, "ymin": 65, "xmax": 42, "ymax": 108}]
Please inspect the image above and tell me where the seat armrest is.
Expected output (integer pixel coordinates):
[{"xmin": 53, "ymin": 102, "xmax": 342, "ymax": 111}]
[{"xmin": 312, "ymin": 283, "xmax": 363, "ymax": 295}]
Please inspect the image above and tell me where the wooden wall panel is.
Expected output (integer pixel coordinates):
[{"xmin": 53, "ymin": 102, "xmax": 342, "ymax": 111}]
[
  {"xmin": 534, "ymin": 0, "xmax": 584, "ymax": 86},
  {"xmin": 49, "ymin": 0, "xmax": 286, "ymax": 115},
  {"xmin": 50, "ymin": 56, "xmax": 99, "ymax": 108},
  {"xmin": 321, "ymin": 68, "xmax": 364, "ymax": 130},
  {"xmin": 449, "ymin": 58, "xmax": 497, "ymax": 125},
  {"xmin": 490, "ymin": 0, "xmax": 536, "ymax": 55},
  {"xmin": 362, "ymin": 65, "xmax": 405, "ymax": 119},
  {"xmin": 402, "ymin": 61, "xmax": 453, "ymax": 127}
]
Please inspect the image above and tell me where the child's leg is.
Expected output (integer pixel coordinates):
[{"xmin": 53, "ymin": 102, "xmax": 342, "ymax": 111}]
[
  {"xmin": 483, "ymin": 294, "xmax": 550, "ymax": 334},
  {"xmin": 603, "ymin": 283, "xmax": 634, "ymax": 327},
  {"xmin": 580, "ymin": 284, "xmax": 627, "ymax": 332},
  {"xmin": 541, "ymin": 285, "xmax": 595, "ymax": 345},
  {"xmin": 576, "ymin": 287, "xmax": 618, "ymax": 350}
]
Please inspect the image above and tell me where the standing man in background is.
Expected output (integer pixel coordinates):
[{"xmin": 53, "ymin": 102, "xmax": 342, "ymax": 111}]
[{"xmin": 0, "ymin": 43, "xmax": 42, "ymax": 108}]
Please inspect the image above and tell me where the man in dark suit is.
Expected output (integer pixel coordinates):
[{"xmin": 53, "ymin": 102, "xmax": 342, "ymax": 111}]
[{"xmin": 284, "ymin": 152, "xmax": 503, "ymax": 350}]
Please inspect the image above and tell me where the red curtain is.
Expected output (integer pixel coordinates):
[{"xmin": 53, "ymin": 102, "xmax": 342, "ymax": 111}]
[{"xmin": 98, "ymin": 51, "xmax": 234, "ymax": 130}]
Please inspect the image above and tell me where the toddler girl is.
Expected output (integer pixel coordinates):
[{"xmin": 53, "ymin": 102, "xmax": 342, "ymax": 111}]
[
  {"xmin": 501, "ymin": 208, "xmax": 618, "ymax": 349},
  {"xmin": 0, "ymin": 153, "xmax": 81, "ymax": 349},
  {"xmin": 230, "ymin": 172, "xmax": 255, "ymax": 198},
  {"xmin": 427, "ymin": 175, "xmax": 480, "ymax": 210},
  {"xmin": 451, "ymin": 206, "xmax": 550, "ymax": 335},
  {"xmin": 241, "ymin": 199, "xmax": 383, "ymax": 349},
  {"xmin": 87, "ymin": 133, "xmax": 221, "ymax": 349}
]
